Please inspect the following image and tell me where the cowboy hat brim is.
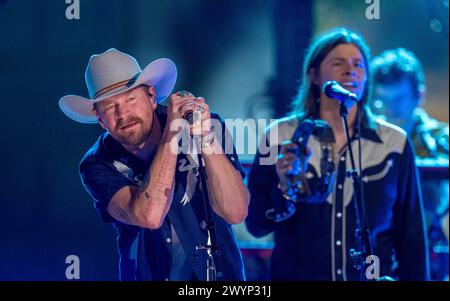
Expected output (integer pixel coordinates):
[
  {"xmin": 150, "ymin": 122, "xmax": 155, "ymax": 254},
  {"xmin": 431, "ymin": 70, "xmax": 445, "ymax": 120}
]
[{"xmin": 59, "ymin": 58, "xmax": 177, "ymax": 123}]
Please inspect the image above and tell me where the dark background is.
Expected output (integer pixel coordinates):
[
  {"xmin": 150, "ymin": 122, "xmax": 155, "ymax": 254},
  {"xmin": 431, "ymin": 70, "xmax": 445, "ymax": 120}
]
[{"xmin": 0, "ymin": 0, "xmax": 447, "ymax": 280}]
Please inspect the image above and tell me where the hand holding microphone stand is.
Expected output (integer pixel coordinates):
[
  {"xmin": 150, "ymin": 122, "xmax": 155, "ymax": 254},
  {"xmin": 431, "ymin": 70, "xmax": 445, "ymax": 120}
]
[{"xmin": 179, "ymin": 91, "xmax": 219, "ymax": 281}]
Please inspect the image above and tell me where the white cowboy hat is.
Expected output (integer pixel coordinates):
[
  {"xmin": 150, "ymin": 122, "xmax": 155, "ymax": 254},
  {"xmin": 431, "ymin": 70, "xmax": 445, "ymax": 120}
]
[{"xmin": 59, "ymin": 48, "xmax": 177, "ymax": 123}]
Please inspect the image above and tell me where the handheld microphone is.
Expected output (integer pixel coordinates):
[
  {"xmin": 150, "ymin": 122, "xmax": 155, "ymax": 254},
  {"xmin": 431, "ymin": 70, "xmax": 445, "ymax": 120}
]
[
  {"xmin": 183, "ymin": 105, "xmax": 206, "ymax": 126},
  {"xmin": 178, "ymin": 90, "xmax": 195, "ymax": 125},
  {"xmin": 183, "ymin": 111, "xmax": 194, "ymax": 125},
  {"xmin": 322, "ymin": 80, "xmax": 358, "ymax": 103}
]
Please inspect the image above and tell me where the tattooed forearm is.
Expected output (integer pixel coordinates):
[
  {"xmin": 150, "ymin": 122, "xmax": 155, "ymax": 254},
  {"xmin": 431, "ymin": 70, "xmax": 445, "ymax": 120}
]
[
  {"xmin": 115, "ymin": 207, "xmax": 130, "ymax": 223},
  {"xmin": 123, "ymin": 142, "xmax": 178, "ymax": 228},
  {"xmin": 144, "ymin": 156, "xmax": 177, "ymax": 198},
  {"xmin": 155, "ymin": 158, "xmax": 177, "ymax": 198},
  {"xmin": 156, "ymin": 159, "xmax": 176, "ymax": 185}
]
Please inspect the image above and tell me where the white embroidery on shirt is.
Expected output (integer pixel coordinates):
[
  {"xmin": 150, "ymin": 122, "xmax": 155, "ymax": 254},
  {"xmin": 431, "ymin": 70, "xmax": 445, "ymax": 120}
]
[
  {"xmin": 362, "ymin": 159, "xmax": 394, "ymax": 183},
  {"xmin": 178, "ymin": 157, "xmax": 199, "ymax": 206},
  {"xmin": 113, "ymin": 160, "xmax": 142, "ymax": 186}
]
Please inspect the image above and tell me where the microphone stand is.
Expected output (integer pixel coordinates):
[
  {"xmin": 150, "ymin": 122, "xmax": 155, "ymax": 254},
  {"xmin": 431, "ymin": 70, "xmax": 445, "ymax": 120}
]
[
  {"xmin": 338, "ymin": 101, "xmax": 373, "ymax": 281},
  {"xmin": 193, "ymin": 135, "xmax": 220, "ymax": 281},
  {"xmin": 178, "ymin": 89, "xmax": 220, "ymax": 281}
]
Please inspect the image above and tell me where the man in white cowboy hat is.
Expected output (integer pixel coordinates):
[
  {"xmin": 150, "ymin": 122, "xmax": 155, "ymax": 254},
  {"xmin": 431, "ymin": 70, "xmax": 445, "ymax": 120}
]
[{"xmin": 60, "ymin": 48, "xmax": 249, "ymax": 281}]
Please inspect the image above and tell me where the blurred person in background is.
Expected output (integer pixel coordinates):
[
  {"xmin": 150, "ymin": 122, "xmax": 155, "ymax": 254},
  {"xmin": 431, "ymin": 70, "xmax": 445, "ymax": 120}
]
[{"xmin": 371, "ymin": 48, "xmax": 449, "ymax": 280}]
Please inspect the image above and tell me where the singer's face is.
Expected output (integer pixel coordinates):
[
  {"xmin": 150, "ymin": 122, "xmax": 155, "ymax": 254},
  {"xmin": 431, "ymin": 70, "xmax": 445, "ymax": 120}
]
[
  {"xmin": 95, "ymin": 85, "xmax": 157, "ymax": 146},
  {"xmin": 318, "ymin": 43, "xmax": 367, "ymax": 105}
]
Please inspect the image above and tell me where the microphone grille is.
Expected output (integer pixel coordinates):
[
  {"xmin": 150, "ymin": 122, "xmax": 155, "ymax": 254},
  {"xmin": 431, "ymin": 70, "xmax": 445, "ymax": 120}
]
[{"xmin": 322, "ymin": 80, "xmax": 337, "ymax": 97}]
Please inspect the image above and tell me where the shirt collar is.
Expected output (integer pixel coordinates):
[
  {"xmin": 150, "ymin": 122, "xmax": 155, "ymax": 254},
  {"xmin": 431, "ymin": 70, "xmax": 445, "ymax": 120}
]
[{"xmin": 357, "ymin": 123, "xmax": 382, "ymax": 143}]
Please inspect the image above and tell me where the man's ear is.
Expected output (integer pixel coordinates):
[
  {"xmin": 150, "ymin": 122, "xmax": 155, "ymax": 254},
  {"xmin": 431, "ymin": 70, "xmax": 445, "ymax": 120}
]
[
  {"xmin": 147, "ymin": 86, "xmax": 157, "ymax": 109},
  {"xmin": 94, "ymin": 107, "xmax": 107, "ymax": 130}
]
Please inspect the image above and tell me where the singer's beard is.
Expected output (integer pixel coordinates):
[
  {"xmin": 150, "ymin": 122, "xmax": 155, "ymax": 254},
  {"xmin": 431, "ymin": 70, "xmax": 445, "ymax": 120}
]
[{"xmin": 113, "ymin": 116, "xmax": 150, "ymax": 146}]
